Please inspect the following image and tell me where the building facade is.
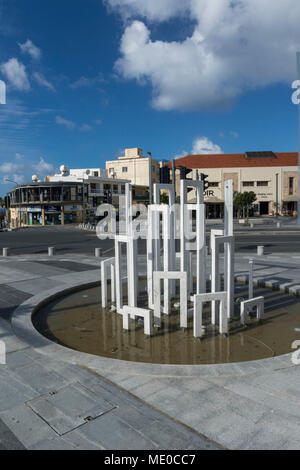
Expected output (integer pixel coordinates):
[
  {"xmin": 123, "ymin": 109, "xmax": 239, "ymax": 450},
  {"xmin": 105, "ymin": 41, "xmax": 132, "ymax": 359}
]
[
  {"xmin": 171, "ymin": 152, "xmax": 298, "ymax": 218},
  {"xmin": 7, "ymin": 166, "xmax": 130, "ymax": 228},
  {"xmin": 106, "ymin": 148, "xmax": 160, "ymax": 187}
]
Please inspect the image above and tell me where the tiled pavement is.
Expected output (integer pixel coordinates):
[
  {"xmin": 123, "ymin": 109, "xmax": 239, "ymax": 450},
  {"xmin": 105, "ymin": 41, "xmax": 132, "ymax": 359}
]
[{"xmin": 1, "ymin": 253, "xmax": 300, "ymax": 449}]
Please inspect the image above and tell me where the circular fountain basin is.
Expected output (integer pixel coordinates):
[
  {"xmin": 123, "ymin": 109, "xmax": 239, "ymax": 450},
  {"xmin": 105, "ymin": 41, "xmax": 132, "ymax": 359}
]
[{"xmin": 32, "ymin": 283, "xmax": 300, "ymax": 365}]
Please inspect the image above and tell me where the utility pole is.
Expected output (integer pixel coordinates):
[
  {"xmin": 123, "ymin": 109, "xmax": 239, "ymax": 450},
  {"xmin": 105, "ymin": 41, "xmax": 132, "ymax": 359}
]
[{"xmin": 148, "ymin": 152, "xmax": 153, "ymax": 205}]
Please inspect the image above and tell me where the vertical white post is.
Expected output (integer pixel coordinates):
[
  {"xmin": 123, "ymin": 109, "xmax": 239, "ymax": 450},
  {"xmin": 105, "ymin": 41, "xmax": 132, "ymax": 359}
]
[
  {"xmin": 211, "ymin": 234, "xmax": 220, "ymax": 325},
  {"xmin": 193, "ymin": 297, "xmax": 203, "ymax": 338},
  {"xmin": 127, "ymin": 236, "xmax": 137, "ymax": 308},
  {"xmin": 153, "ymin": 274, "xmax": 161, "ymax": 325},
  {"xmin": 101, "ymin": 260, "xmax": 107, "ymax": 308},
  {"xmin": 180, "ymin": 272, "xmax": 188, "ymax": 329},
  {"xmin": 219, "ymin": 300, "xmax": 228, "ymax": 335},
  {"xmin": 249, "ymin": 258, "xmax": 254, "ymax": 300},
  {"xmin": 163, "ymin": 206, "xmax": 171, "ymax": 314},
  {"xmin": 115, "ymin": 239, "xmax": 123, "ymax": 313},
  {"xmin": 224, "ymin": 180, "xmax": 234, "ymax": 318},
  {"xmin": 197, "ymin": 204, "xmax": 206, "ymax": 294},
  {"xmin": 111, "ymin": 263, "xmax": 115, "ymax": 303}
]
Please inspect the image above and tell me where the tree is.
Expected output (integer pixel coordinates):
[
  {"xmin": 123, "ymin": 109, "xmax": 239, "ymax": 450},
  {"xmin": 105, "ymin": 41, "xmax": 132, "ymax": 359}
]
[
  {"xmin": 160, "ymin": 193, "xmax": 169, "ymax": 205},
  {"xmin": 0, "ymin": 197, "xmax": 4, "ymax": 207},
  {"xmin": 234, "ymin": 191, "xmax": 257, "ymax": 219}
]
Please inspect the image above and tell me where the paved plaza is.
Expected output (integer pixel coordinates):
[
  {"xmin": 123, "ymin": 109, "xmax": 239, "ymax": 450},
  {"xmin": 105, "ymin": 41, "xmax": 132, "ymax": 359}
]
[{"xmin": 0, "ymin": 249, "xmax": 300, "ymax": 449}]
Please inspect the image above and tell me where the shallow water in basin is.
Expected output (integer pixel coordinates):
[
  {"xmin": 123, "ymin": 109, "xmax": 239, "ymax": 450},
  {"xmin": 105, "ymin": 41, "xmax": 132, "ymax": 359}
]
[{"xmin": 33, "ymin": 283, "xmax": 300, "ymax": 365}]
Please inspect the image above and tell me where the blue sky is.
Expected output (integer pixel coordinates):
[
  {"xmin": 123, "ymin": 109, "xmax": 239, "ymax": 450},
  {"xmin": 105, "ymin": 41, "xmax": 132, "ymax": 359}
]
[{"xmin": 0, "ymin": 0, "xmax": 299, "ymax": 195}]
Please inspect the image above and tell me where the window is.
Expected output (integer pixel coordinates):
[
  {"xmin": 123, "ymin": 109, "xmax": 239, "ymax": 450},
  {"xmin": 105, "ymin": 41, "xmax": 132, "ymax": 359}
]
[
  {"xmin": 257, "ymin": 181, "xmax": 268, "ymax": 187},
  {"xmin": 71, "ymin": 187, "xmax": 76, "ymax": 201},
  {"xmin": 122, "ymin": 167, "xmax": 128, "ymax": 173},
  {"xmin": 289, "ymin": 177, "xmax": 294, "ymax": 195},
  {"xmin": 113, "ymin": 185, "xmax": 118, "ymax": 194},
  {"xmin": 109, "ymin": 168, "xmax": 114, "ymax": 173},
  {"xmin": 121, "ymin": 185, "xmax": 125, "ymax": 194},
  {"xmin": 104, "ymin": 184, "xmax": 111, "ymax": 191},
  {"xmin": 94, "ymin": 171, "xmax": 99, "ymax": 177},
  {"xmin": 242, "ymin": 182, "xmax": 254, "ymax": 187},
  {"xmin": 208, "ymin": 182, "xmax": 219, "ymax": 188}
]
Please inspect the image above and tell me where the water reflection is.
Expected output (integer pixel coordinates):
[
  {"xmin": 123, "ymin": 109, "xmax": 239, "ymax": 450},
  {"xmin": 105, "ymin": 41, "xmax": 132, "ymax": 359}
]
[{"xmin": 33, "ymin": 283, "xmax": 300, "ymax": 365}]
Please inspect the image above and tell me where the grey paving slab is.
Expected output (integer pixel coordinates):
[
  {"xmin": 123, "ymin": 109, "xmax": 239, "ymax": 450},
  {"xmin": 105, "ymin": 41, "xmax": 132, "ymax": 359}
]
[
  {"xmin": 13, "ymin": 362, "xmax": 74, "ymax": 395},
  {"xmin": 0, "ymin": 404, "xmax": 58, "ymax": 448},
  {"xmin": 27, "ymin": 382, "xmax": 116, "ymax": 436},
  {"xmin": 62, "ymin": 429, "xmax": 106, "ymax": 450},
  {"xmin": 7, "ymin": 278, "xmax": 63, "ymax": 295},
  {"xmin": 3, "ymin": 261, "xmax": 71, "ymax": 278},
  {"xmin": 33, "ymin": 260, "xmax": 100, "ymax": 273},
  {"xmin": 74, "ymin": 412, "xmax": 160, "ymax": 450},
  {"xmin": 0, "ymin": 417, "xmax": 26, "ymax": 450},
  {"xmin": 0, "ymin": 285, "xmax": 32, "ymax": 320},
  {"xmin": 0, "ymin": 375, "xmax": 39, "ymax": 412},
  {"xmin": 30, "ymin": 437, "xmax": 77, "ymax": 450},
  {"xmin": 0, "ymin": 318, "xmax": 29, "ymax": 353}
]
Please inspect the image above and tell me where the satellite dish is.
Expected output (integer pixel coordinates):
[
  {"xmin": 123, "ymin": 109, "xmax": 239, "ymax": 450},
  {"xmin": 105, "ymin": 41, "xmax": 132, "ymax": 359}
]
[
  {"xmin": 60, "ymin": 165, "xmax": 69, "ymax": 175},
  {"xmin": 86, "ymin": 169, "xmax": 91, "ymax": 175}
]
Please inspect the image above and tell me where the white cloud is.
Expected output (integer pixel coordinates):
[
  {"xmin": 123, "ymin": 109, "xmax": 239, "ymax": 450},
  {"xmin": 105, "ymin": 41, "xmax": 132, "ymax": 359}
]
[
  {"xmin": 70, "ymin": 74, "xmax": 106, "ymax": 89},
  {"xmin": 15, "ymin": 153, "xmax": 24, "ymax": 160},
  {"xmin": 33, "ymin": 157, "xmax": 55, "ymax": 175},
  {"xmin": 174, "ymin": 150, "xmax": 189, "ymax": 160},
  {"xmin": 55, "ymin": 115, "xmax": 75, "ymax": 130},
  {"xmin": 33, "ymin": 72, "xmax": 55, "ymax": 92},
  {"xmin": 1, "ymin": 58, "xmax": 30, "ymax": 91},
  {"xmin": 80, "ymin": 124, "xmax": 93, "ymax": 132},
  {"xmin": 0, "ymin": 155, "xmax": 56, "ymax": 185},
  {"xmin": 191, "ymin": 136, "xmax": 223, "ymax": 155},
  {"xmin": 104, "ymin": 0, "xmax": 188, "ymax": 21},
  {"xmin": 18, "ymin": 39, "xmax": 42, "ymax": 60},
  {"xmin": 230, "ymin": 131, "xmax": 239, "ymax": 139},
  {"xmin": 175, "ymin": 136, "xmax": 223, "ymax": 158},
  {"xmin": 108, "ymin": 0, "xmax": 300, "ymax": 111},
  {"xmin": 0, "ymin": 162, "xmax": 22, "ymax": 174}
]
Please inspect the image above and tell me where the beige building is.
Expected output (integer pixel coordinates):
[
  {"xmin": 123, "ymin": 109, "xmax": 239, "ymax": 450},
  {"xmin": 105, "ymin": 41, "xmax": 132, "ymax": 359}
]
[
  {"xmin": 171, "ymin": 151, "xmax": 298, "ymax": 218},
  {"xmin": 106, "ymin": 148, "xmax": 160, "ymax": 187}
]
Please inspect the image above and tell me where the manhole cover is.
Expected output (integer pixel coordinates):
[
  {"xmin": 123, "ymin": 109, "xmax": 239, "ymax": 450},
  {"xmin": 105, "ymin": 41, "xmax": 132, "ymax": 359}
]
[{"xmin": 27, "ymin": 382, "xmax": 116, "ymax": 435}]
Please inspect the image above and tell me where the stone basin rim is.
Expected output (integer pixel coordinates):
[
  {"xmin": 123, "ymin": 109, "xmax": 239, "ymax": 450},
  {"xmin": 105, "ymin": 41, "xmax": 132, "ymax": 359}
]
[{"xmin": 11, "ymin": 274, "xmax": 297, "ymax": 378}]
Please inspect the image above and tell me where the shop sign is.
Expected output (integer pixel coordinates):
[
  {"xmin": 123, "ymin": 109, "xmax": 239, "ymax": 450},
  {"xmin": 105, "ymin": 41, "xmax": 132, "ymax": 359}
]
[
  {"xmin": 44, "ymin": 205, "xmax": 61, "ymax": 213},
  {"xmin": 27, "ymin": 206, "xmax": 41, "ymax": 213},
  {"xmin": 64, "ymin": 205, "xmax": 80, "ymax": 211}
]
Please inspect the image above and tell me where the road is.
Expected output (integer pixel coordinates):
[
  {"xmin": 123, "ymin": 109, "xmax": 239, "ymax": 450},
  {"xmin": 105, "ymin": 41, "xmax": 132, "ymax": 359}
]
[{"xmin": 0, "ymin": 226, "xmax": 300, "ymax": 254}]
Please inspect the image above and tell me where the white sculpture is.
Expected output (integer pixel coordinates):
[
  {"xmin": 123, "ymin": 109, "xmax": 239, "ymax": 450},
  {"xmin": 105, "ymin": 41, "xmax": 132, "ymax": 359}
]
[{"xmin": 97, "ymin": 178, "xmax": 264, "ymax": 342}]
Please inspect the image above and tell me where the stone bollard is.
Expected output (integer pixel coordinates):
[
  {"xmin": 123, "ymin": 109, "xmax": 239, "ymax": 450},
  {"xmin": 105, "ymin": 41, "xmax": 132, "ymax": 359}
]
[
  {"xmin": 2, "ymin": 248, "xmax": 9, "ymax": 257},
  {"xmin": 277, "ymin": 222, "xmax": 281, "ymax": 229},
  {"xmin": 48, "ymin": 247, "xmax": 55, "ymax": 257},
  {"xmin": 257, "ymin": 246, "xmax": 264, "ymax": 256},
  {"xmin": 250, "ymin": 223, "xmax": 254, "ymax": 229},
  {"xmin": 95, "ymin": 248, "xmax": 103, "ymax": 258}
]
